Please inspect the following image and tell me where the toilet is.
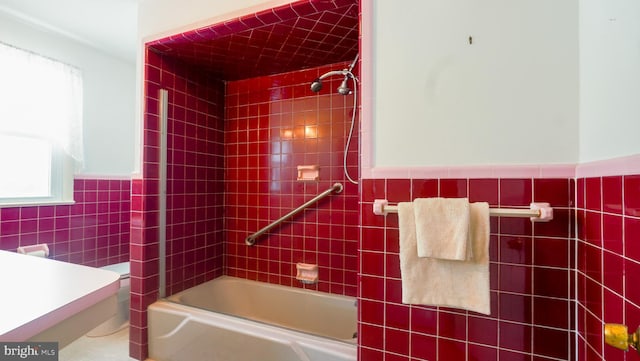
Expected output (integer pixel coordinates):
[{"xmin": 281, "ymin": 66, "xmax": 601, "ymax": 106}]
[{"xmin": 86, "ymin": 261, "xmax": 130, "ymax": 337}]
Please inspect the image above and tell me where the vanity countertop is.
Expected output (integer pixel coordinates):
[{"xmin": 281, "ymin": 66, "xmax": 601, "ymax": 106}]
[{"xmin": 0, "ymin": 250, "xmax": 120, "ymax": 341}]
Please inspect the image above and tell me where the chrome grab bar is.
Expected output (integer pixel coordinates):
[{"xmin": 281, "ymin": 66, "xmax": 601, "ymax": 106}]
[{"xmin": 245, "ymin": 183, "xmax": 344, "ymax": 246}]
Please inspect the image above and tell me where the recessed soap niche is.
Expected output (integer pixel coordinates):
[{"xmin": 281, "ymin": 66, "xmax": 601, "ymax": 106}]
[{"xmin": 297, "ymin": 165, "xmax": 319, "ymax": 181}]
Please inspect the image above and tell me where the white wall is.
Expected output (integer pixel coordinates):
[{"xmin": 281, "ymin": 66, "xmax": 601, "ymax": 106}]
[
  {"xmin": 372, "ymin": 0, "xmax": 579, "ymax": 167},
  {"xmin": 579, "ymin": 0, "xmax": 640, "ymax": 162},
  {"xmin": 138, "ymin": 0, "xmax": 295, "ymax": 41},
  {"xmin": 0, "ymin": 10, "xmax": 136, "ymax": 177}
]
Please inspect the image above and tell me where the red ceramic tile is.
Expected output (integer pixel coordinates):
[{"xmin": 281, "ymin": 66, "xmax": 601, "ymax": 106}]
[
  {"xmin": 602, "ymin": 176, "xmax": 623, "ymax": 214},
  {"xmin": 360, "ymin": 323, "xmax": 384, "ymax": 350},
  {"xmin": 468, "ymin": 344, "xmax": 497, "ymax": 361},
  {"xmin": 602, "ymin": 214, "xmax": 623, "ymax": 254},
  {"xmin": 624, "ymin": 175, "xmax": 640, "ymax": 216},
  {"xmin": 585, "ymin": 177, "xmax": 602, "ymax": 211},
  {"xmin": 385, "ymin": 328, "xmax": 409, "ymax": 355},
  {"xmin": 500, "ymin": 179, "xmax": 532, "ymax": 206},
  {"xmin": 385, "ymin": 278, "xmax": 403, "ymax": 304},
  {"xmin": 438, "ymin": 312, "xmax": 467, "ymax": 341},
  {"xmin": 534, "ymin": 178, "xmax": 570, "ymax": 207},
  {"xmin": 625, "ymin": 217, "xmax": 640, "ymax": 262},
  {"xmin": 602, "ymin": 252, "xmax": 624, "ymax": 294},
  {"xmin": 468, "ymin": 316, "xmax": 497, "ymax": 346},
  {"xmin": 361, "ymin": 275, "xmax": 385, "ymax": 301},
  {"xmin": 584, "ymin": 210, "xmax": 602, "ymax": 246},
  {"xmin": 533, "ymin": 327, "xmax": 569, "ymax": 360},
  {"xmin": 585, "ymin": 311, "xmax": 603, "ymax": 355},
  {"xmin": 411, "ymin": 179, "xmax": 438, "ymax": 199},
  {"xmin": 439, "ymin": 178, "xmax": 467, "ymax": 198},
  {"xmin": 360, "ymin": 299, "xmax": 384, "ymax": 326},
  {"xmin": 361, "ymin": 252, "xmax": 384, "ymax": 276},
  {"xmin": 534, "ymin": 208, "xmax": 571, "ymax": 238},
  {"xmin": 585, "ymin": 277, "xmax": 603, "ymax": 318},
  {"xmin": 499, "ymin": 217, "xmax": 533, "ymax": 236},
  {"xmin": 410, "ymin": 306, "xmax": 437, "ymax": 335},
  {"xmin": 500, "ymin": 264, "xmax": 532, "ymax": 294},
  {"xmin": 383, "ymin": 226, "xmax": 399, "ymax": 254},
  {"xmin": 534, "ymin": 267, "xmax": 569, "ymax": 299},
  {"xmin": 469, "ymin": 178, "xmax": 498, "ymax": 205},
  {"xmin": 499, "ymin": 235, "xmax": 532, "ymax": 265},
  {"xmin": 361, "ymin": 227, "xmax": 384, "ymax": 252},
  {"xmin": 499, "ymin": 321, "xmax": 532, "ymax": 353},
  {"xmin": 533, "ymin": 237, "xmax": 569, "ymax": 268},
  {"xmin": 625, "ymin": 259, "xmax": 640, "ymax": 307},
  {"xmin": 438, "ymin": 338, "xmax": 467, "ymax": 360},
  {"xmin": 533, "ymin": 297, "xmax": 569, "ymax": 329},
  {"xmin": 499, "ymin": 349, "xmax": 530, "ymax": 361},
  {"xmin": 386, "ymin": 179, "xmax": 411, "ymax": 203},
  {"xmin": 410, "ymin": 333, "xmax": 436, "ymax": 360},
  {"xmin": 385, "ymin": 253, "xmax": 401, "ymax": 279},
  {"xmin": 603, "ymin": 288, "xmax": 623, "ymax": 324},
  {"xmin": 499, "ymin": 293, "xmax": 532, "ymax": 323},
  {"xmin": 359, "ymin": 347, "xmax": 383, "ymax": 361}
]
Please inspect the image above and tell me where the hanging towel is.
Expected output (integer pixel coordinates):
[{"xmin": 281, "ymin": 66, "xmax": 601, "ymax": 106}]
[
  {"xmin": 414, "ymin": 197, "xmax": 470, "ymax": 260},
  {"xmin": 398, "ymin": 201, "xmax": 491, "ymax": 315}
]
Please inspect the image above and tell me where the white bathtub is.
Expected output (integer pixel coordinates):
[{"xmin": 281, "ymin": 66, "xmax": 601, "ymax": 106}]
[{"xmin": 148, "ymin": 276, "xmax": 357, "ymax": 361}]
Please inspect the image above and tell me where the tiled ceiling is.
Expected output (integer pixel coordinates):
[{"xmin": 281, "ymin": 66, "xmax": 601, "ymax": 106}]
[{"xmin": 147, "ymin": 0, "xmax": 359, "ymax": 81}]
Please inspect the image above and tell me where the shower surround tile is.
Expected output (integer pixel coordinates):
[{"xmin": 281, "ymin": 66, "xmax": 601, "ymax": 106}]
[
  {"xmin": 136, "ymin": 1, "xmax": 361, "ymax": 357},
  {"xmin": 147, "ymin": 0, "xmax": 359, "ymax": 81},
  {"xmin": 224, "ymin": 62, "xmax": 359, "ymax": 297}
]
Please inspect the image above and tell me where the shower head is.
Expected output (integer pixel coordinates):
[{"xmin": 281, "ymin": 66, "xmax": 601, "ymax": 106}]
[
  {"xmin": 310, "ymin": 53, "xmax": 360, "ymax": 95},
  {"xmin": 310, "ymin": 78, "xmax": 324, "ymax": 92},
  {"xmin": 337, "ymin": 76, "xmax": 351, "ymax": 95},
  {"xmin": 310, "ymin": 70, "xmax": 348, "ymax": 93}
]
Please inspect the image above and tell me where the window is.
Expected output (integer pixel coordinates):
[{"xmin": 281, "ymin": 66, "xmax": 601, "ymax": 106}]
[{"xmin": 0, "ymin": 42, "xmax": 83, "ymax": 207}]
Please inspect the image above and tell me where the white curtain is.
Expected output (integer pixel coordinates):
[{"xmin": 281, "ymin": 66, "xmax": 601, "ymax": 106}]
[{"xmin": 0, "ymin": 42, "xmax": 83, "ymax": 165}]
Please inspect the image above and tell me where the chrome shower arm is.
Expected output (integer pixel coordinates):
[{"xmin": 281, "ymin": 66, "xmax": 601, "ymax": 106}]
[{"xmin": 318, "ymin": 70, "xmax": 348, "ymax": 80}]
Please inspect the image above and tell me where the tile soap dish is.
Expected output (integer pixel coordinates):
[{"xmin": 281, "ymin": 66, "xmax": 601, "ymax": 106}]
[
  {"xmin": 297, "ymin": 165, "xmax": 319, "ymax": 181},
  {"xmin": 296, "ymin": 263, "xmax": 318, "ymax": 284}
]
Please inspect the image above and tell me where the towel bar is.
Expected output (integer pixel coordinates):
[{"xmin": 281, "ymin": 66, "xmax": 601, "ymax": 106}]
[{"xmin": 372, "ymin": 199, "xmax": 553, "ymax": 222}]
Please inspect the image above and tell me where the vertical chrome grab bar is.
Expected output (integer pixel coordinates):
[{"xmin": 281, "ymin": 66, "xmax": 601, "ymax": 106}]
[{"xmin": 245, "ymin": 183, "xmax": 344, "ymax": 246}]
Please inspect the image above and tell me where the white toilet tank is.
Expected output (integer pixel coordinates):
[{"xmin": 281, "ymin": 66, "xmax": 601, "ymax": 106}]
[{"xmin": 86, "ymin": 261, "xmax": 130, "ymax": 337}]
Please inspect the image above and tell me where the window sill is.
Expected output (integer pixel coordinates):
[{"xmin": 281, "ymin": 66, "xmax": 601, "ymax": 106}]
[{"xmin": 0, "ymin": 200, "xmax": 76, "ymax": 208}]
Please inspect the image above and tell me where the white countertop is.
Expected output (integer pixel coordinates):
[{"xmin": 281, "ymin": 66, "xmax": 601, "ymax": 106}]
[{"xmin": 0, "ymin": 250, "xmax": 120, "ymax": 341}]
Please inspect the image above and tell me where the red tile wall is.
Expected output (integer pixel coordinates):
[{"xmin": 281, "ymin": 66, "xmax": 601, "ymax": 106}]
[
  {"xmin": 576, "ymin": 174, "xmax": 640, "ymax": 361},
  {"xmin": 224, "ymin": 62, "xmax": 359, "ymax": 297},
  {"xmin": 147, "ymin": 0, "xmax": 358, "ymax": 81},
  {"xmin": 360, "ymin": 177, "xmax": 575, "ymax": 361},
  {"xmin": 0, "ymin": 178, "xmax": 130, "ymax": 266},
  {"xmin": 132, "ymin": 49, "xmax": 226, "ymax": 360}
]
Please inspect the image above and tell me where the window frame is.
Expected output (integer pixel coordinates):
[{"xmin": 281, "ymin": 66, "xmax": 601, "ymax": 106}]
[
  {"xmin": 0, "ymin": 143, "xmax": 75, "ymax": 208},
  {"xmin": 0, "ymin": 43, "xmax": 80, "ymax": 208}
]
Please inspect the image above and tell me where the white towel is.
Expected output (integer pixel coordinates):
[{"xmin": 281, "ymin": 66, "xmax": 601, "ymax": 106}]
[
  {"xmin": 414, "ymin": 197, "xmax": 470, "ymax": 260},
  {"xmin": 398, "ymin": 201, "xmax": 491, "ymax": 315}
]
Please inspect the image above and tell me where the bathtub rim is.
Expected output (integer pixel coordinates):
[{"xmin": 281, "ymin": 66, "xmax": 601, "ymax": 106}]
[
  {"xmin": 164, "ymin": 275, "xmax": 358, "ymax": 343},
  {"xmin": 166, "ymin": 275, "xmax": 357, "ymax": 304}
]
